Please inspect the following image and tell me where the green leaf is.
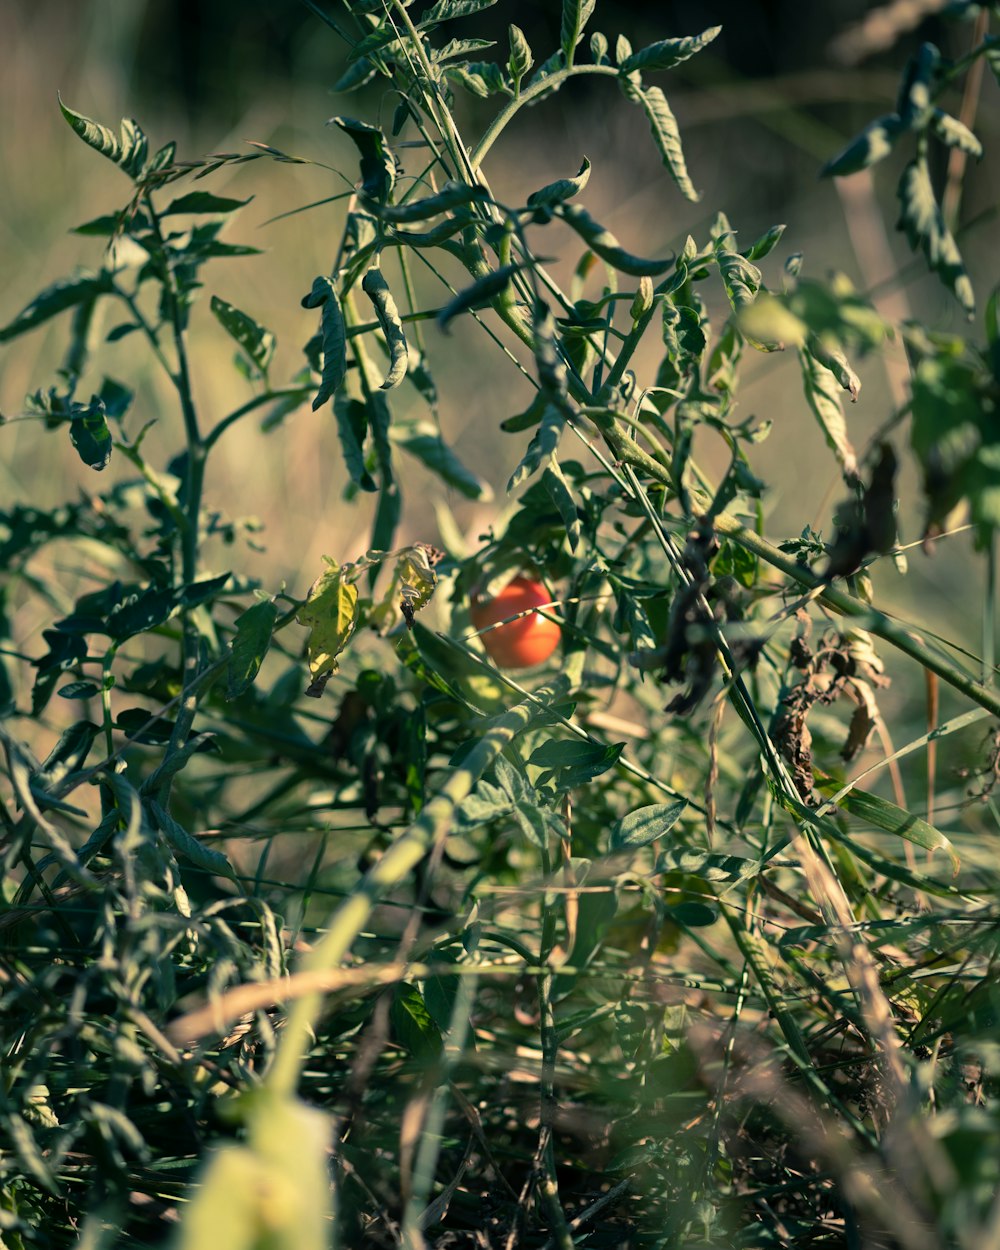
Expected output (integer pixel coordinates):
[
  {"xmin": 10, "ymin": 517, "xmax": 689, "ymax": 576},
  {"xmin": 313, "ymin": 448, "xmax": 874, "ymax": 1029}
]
[
  {"xmin": 820, "ymin": 114, "xmax": 906, "ymax": 178},
  {"xmin": 333, "ymin": 55, "xmax": 379, "ymax": 92},
  {"xmin": 557, "ymin": 202, "xmax": 673, "ymax": 276},
  {"xmin": 228, "ymin": 600, "xmax": 278, "ymax": 700},
  {"xmin": 58, "ymin": 97, "xmax": 148, "ymax": 178},
  {"xmin": 528, "ymin": 737, "xmax": 623, "ymax": 786},
  {"xmin": 391, "ymin": 419, "xmax": 491, "ymax": 499},
  {"xmin": 369, "ymin": 180, "xmax": 490, "ymax": 223},
  {"xmin": 834, "ymin": 788, "xmax": 958, "ymax": 870},
  {"xmin": 301, "ymin": 276, "xmax": 347, "ymax": 409},
  {"xmin": 328, "ymin": 116, "xmax": 395, "ymax": 203},
  {"xmin": 437, "ymin": 263, "xmax": 522, "ymax": 331},
  {"xmin": 655, "ymin": 846, "xmax": 762, "ymax": 883},
  {"xmin": 742, "ymin": 222, "xmax": 787, "ymax": 261},
  {"xmin": 434, "ymin": 37, "xmax": 497, "ymax": 63},
  {"xmin": 163, "ymin": 191, "xmax": 252, "ymax": 215},
  {"xmin": 542, "ymin": 459, "xmax": 581, "ymax": 551},
  {"xmin": 897, "ymin": 157, "xmax": 975, "ymax": 315},
  {"xmin": 668, "ymin": 901, "xmax": 718, "ymax": 927},
  {"xmin": 561, "ymin": 0, "xmax": 596, "ymax": 64},
  {"xmin": 619, "ymin": 26, "xmax": 721, "ymax": 73},
  {"xmin": 361, "ymin": 267, "xmax": 409, "ymax": 389},
  {"xmin": 712, "ymin": 213, "xmax": 761, "ymax": 311},
  {"xmin": 390, "ymin": 982, "xmax": 444, "ymax": 1059},
  {"xmin": 508, "ymin": 402, "xmax": 566, "ymax": 491},
  {"xmin": 66, "ymin": 396, "xmax": 113, "ymax": 471},
  {"xmin": 619, "ymin": 79, "xmax": 700, "ymax": 202},
  {"xmin": 150, "ymin": 801, "xmax": 236, "ymax": 880},
  {"xmin": 610, "ymin": 801, "xmax": 687, "ymax": 850},
  {"xmin": 508, "ymin": 24, "xmax": 534, "ymax": 88},
  {"xmin": 445, "ymin": 62, "xmax": 510, "ymax": 98},
  {"xmin": 527, "ymin": 158, "xmax": 592, "ymax": 212},
  {"xmin": 57, "ymin": 680, "xmax": 101, "ymax": 700},
  {"xmin": 798, "ymin": 347, "xmax": 858, "ymax": 482},
  {"xmin": 334, "ymin": 392, "xmax": 376, "ymax": 491},
  {"xmin": 107, "ymin": 573, "xmax": 230, "ymax": 642},
  {"xmin": 31, "ymin": 629, "xmax": 88, "ymax": 714},
  {"xmin": 210, "ymin": 295, "xmax": 275, "ymax": 376},
  {"xmin": 0, "ymin": 271, "xmax": 111, "ymax": 343},
  {"xmin": 420, "ymin": 0, "xmax": 499, "ymax": 25}
]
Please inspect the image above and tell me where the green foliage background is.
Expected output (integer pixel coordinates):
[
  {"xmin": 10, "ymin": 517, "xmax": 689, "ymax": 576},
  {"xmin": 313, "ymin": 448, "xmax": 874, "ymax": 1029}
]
[{"xmin": 1, "ymin": 2, "xmax": 999, "ymax": 1248}]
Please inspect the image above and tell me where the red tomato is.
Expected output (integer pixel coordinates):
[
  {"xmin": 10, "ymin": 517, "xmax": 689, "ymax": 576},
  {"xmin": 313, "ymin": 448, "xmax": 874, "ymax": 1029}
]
[{"xmin": 469, "ymin": 575, "xmax": 561, "ymax": 669}]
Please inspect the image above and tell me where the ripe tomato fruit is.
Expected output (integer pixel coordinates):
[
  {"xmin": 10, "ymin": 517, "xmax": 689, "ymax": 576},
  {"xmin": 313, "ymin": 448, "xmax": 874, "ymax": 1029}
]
[{"xmin": 469, "ymin": 574, "xmax": 561, "ymax": 669}]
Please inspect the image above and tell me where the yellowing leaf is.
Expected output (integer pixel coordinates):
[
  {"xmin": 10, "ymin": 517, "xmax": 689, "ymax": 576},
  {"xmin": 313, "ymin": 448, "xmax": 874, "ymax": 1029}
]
[{"xmin": 297, "ymin": 558, "xmax": 359, "ymax": 697}]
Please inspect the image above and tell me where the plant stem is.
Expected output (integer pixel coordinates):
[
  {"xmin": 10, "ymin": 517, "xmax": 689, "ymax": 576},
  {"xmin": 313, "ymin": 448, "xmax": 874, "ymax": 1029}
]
[{"xmin": 471, "ymin": 65, "xmax": 621, "ymax": 170}]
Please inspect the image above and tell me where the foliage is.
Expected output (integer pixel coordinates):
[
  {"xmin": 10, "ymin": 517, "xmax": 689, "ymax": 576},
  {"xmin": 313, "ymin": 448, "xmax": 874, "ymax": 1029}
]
[{"xmin": 2, "ymin": 3, "xmax": 1000, "ymax": 1249}]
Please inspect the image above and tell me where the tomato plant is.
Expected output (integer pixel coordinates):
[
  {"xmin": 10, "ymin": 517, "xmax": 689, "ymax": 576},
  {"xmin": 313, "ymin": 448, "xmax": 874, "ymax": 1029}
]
[{"xmin": 2, "ymin": 3, "xmax": 1000, "ymax": 1249}]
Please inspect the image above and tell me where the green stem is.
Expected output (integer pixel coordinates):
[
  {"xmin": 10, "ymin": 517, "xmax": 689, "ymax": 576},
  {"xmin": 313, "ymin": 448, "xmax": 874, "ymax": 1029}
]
[
  {"xmin": 471, "ymin": 65, "xmax": 620, "ymax": 170},
  {"xmin": 204, "ymin": 387, "xmax": 313, "ymax": 450}
]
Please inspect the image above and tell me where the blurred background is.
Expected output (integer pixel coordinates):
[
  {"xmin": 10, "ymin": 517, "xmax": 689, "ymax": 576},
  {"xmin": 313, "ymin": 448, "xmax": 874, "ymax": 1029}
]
[{"xmin": 1, "ymin": 0, "xmax": 998, "ymax": 738}]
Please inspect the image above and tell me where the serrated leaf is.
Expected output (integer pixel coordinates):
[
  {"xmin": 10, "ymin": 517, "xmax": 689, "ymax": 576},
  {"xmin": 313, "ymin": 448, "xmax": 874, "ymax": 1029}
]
[
  {"xmin": 421, "ymin": 0, "xmax": 499, "ymax": 25},
  {"xmin": 561, "ymin": 0, "xmax": 596, "ymax": 64},
  {"xmin": 361, "ymin": 267, "xmax": 409, "ymax": 389},
  {"xmin": 328, "ymin": 116, "xmax": 395, "ymax": 203},
  {"xmin": 228, "ymin": 600, "xmax": 278, "ymax": 699},
  {"xmin": 210, "ymin": 295, "xmax": 275, "ymax": 376},
  {"xmin": 611, "ymin": 801, "xmax": 686, "ymax": 850},
  {"xmin": 391, "ymin": 419, "xmax": 491, "ymax": 499},
  {"xmin": 619, "ymin": 79, "xmax": 700, "ymax": 202},
  {"xmin": 896, "ymin": 158, "xmax": 975, "ymax": 315},
  {"xmin": 297, "ymin": 559, "xmax": 359, "ymax": 697},
  {"xmin": 433, "ymin": 36, "xmax": 496, "ymax": 63},
  {"xmin": 0, "ymin": 271, "xmax": 111, "ymax": 343},
  {"xmin": 799, "ymin": 348, "xmax": 858, "ymax": 481},
  {"xmin": 301, "ymin": 276, "xmax": 347, "ymax": 408},
  {"xmin": 619, "ymin": 26, "xmax": 721, "ymax": 73},
  {"xmin": 527, "ymin": 158, "xmax": 591, "ymax": 211},
  {"xmin": 557, "ymin": 202, "xmax": 673, "ymax": 276},
  {"xmin": 820, "ymin": 114, "xmax": 906, "ymax": 178}
]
